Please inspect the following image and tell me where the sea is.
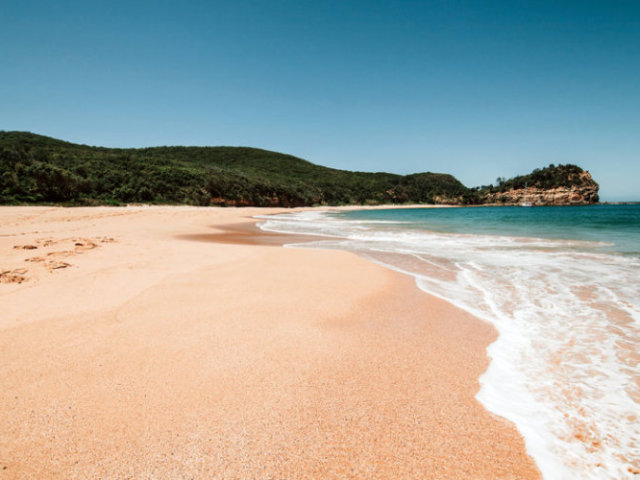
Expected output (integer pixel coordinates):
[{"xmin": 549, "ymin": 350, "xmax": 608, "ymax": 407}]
[{"xmin": 257, "ymin": 204, "xmax": 640, "ymax": 479}]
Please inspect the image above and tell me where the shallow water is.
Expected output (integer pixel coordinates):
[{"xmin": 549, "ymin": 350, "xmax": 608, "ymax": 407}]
[{"xmin": 257, "ymin": 205, "xmax": 640, "ymax": 479}]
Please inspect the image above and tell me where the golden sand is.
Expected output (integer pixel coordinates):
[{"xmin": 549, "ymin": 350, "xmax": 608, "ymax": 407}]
[{"xmin": 0, "ymin": 206, "xmax": 539, "ymax": 479}]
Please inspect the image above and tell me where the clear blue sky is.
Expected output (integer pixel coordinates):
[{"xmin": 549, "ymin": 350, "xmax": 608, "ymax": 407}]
[{"xmin": 1, "ymin": 0, "xmax": 638, "ymax": 200}]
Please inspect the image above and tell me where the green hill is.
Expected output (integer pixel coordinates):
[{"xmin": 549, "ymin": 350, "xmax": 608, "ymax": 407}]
[
  {"xmin": 483, "ymin": 164, "xmax": 599, "ymax": 193},
  {"xmin": 0, "ymin": 132, "xmax": 599, "ymax": 206},
  {"xmin": 0, "ymin": 131, "xmax": 474, "ymax": 206},
  {"xmin": 478, "ymin": 164, "xmax": 600, "ymax": 205}
]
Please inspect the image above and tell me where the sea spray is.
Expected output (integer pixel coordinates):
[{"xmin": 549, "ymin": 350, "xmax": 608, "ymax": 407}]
[{"xmin": 257, "ymin": 206, "xmax": 640, "ymax": 479}]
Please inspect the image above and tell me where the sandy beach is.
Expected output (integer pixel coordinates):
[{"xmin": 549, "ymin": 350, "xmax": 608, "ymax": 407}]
[{"xmin": 0, "ymin": 206, "xmax": 540, "ymax": 479}]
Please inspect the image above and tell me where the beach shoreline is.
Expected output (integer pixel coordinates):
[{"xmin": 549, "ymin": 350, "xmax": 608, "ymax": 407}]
[{"xmin": 0, "ymin": 205, "xmax": 540, "ymax": 479}]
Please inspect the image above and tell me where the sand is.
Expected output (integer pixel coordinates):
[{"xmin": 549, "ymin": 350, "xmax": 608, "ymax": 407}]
[{"xmin": 0, "ymin": 206, "xmax": 540, "ymax": 479}]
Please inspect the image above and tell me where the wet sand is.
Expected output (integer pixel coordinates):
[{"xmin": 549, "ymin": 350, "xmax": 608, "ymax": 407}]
[{"xmin": 0, "ymin": 206, "xmax": 540, "ymax": 479}]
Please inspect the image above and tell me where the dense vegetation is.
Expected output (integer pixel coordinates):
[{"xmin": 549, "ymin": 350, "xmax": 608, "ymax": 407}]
[
  {"xmin": 0, "ymin": 131, "xmax": 474, "ymax": 206},
  {"xmin": 0, "ymin": 132, "xmax": 597, "ymax": 207},
  {"xmin": 478, "ymin": 164, "xmax": 596, "ymax": 194}
]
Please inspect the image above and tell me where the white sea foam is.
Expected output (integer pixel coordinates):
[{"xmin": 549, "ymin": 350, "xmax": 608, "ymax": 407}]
[{"xmin": 258, "ymin": 210, "xmax": 640, "ymax": 479}]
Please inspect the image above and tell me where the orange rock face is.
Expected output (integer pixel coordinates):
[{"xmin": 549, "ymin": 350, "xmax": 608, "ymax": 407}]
[{"xmin": 484, "ymin": 171, "xmax": 599, "ymax": 206}]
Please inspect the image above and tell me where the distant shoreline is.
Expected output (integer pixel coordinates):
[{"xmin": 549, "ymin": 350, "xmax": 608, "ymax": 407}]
[{"xmin": 1, "ymin": 131, "xmax": 599, "ymax": 207}]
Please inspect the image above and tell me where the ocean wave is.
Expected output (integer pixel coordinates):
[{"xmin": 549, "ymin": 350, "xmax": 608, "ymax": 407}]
[{"xmin": 257, "ymin": 210, "xmax": 640, "ymax": 479}]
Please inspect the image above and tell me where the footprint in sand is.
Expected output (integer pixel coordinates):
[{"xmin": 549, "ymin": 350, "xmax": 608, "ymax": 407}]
[
  {"xmin": 6, "ymin": 236, "xmax": 116, "ymax": 282},
  {"xmin": 73, "ymin": 239, "xmax": 99, "ymax": 252},
  {"xmin": 25, "ymin": 256, "xmax": 45, "ymax": 263},
  {"xmin": 0, "ymin": 268, "xmax": 28, "ymax": 284},
  {"xmin": 46, "ymin": 251, "xmax": 74, "ymax": 258},
  {"xmin": 46, "ymin": 261, "xmax": 71, "ymax": 271}
]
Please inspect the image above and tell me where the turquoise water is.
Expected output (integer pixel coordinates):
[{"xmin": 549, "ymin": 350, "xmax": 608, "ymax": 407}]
[
  {"xmin": 337, "ymin": 204, "xmax": 640, "ymax": 256},
  {"xmin": 258, "ymin": 204, "xmax": 640, "ymax": 479}
]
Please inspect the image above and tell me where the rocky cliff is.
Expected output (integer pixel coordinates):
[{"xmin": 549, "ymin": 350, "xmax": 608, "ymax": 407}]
[{"xmin": 482, "ymin": 167, "xmax": 599, "ymax": 206}]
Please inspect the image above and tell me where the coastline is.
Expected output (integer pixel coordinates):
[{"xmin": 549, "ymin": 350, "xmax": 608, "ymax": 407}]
[{"xmin": 0, "ymin": 206, "xmax": 540, "ymax": 479}]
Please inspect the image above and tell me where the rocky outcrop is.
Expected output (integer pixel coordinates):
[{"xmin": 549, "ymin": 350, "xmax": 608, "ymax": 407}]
[{"xmin": 483, "ymin": 171, "xmax": 599, "ymax": 206}]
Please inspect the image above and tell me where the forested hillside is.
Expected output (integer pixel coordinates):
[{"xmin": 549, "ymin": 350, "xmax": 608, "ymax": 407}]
[
  {"xmin": 0, "ymin": 132, "xmax": 598, "ymax": 206},
  {"xmin": 479, "ymin": 164, "xmax": 600, "ymax": 205},
  {"xmin": 0, "ymin": 132, "xmax": 473, "ymax": 206}
]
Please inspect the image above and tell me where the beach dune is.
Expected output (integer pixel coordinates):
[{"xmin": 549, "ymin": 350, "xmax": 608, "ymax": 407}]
[{"xmin": 0, "ymin": 206, "xmax": 539, "ymax": 479}]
